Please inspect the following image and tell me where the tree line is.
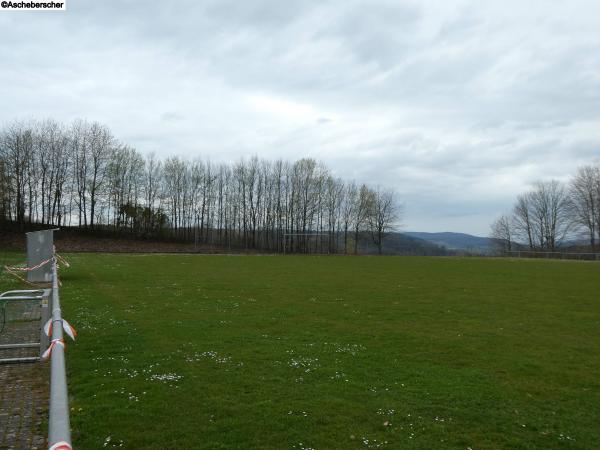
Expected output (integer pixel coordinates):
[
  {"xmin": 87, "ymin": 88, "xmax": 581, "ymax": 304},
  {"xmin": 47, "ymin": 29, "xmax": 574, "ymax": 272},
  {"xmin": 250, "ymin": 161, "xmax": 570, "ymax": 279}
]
[
  {"xmin": 490, "ymin": 164, "xmax": 600, "ymax": 252},
  {"xmin": 0, "ymin": 119, "xmax": 401, "ymax": 254}
]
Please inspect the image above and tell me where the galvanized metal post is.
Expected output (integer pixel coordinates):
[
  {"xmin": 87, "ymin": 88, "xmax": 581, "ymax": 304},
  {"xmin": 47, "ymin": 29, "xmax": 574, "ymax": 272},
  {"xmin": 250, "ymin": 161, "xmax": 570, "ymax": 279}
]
[
  {"xmin": 48, "ymin": 258, "xmax": 72, "ymax": 449},
  {"xmin": 26, "ymin": 229, "xmax": 57, "ymax": 283}
]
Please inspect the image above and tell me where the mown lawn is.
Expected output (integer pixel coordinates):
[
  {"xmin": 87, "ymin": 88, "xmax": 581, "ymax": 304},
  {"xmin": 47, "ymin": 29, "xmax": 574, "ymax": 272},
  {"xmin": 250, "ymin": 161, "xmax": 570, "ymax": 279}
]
[{"xmin": 3, "ymin": 254, "xmax": 599, "ymax": 449}]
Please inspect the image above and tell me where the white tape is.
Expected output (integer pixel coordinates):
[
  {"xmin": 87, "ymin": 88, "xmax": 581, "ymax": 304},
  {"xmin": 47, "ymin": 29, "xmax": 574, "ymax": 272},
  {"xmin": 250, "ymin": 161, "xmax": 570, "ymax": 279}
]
[
  {"xmin": 48, "ymin": 441, "xmax": 73, "ymax": 450},
  {"xmin": 42, "ymin": 339, "xmax": 65, "ymax": 360},
  {"xmin": 44, "ymin": 319, "xmax": 76, "ymax": 340}
]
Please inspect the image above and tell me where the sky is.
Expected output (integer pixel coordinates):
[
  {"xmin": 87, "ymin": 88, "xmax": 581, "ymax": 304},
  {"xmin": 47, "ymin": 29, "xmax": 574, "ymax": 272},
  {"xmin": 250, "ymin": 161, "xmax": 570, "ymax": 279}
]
[{"xmin": 1, "ymin": 0, "xmax": 599, "ymax": 235}]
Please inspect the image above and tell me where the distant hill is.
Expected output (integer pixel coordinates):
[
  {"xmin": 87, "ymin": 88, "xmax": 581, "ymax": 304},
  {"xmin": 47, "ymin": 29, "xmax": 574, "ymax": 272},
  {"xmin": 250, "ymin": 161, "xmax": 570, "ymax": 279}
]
[
  {"xmin": 357, "ymin": 232, "xmax": 452, "ymax": 256},
  {"xmin": 383, "ymin": 233, "xmax": 453, "ymax": 255},
  {"xmin": 402, "ymin": 231, "xmax": 492, "ymax": 254},
  {"xmin": 559, "ymin": 238, "xmax": 590, "ymax": 248}
]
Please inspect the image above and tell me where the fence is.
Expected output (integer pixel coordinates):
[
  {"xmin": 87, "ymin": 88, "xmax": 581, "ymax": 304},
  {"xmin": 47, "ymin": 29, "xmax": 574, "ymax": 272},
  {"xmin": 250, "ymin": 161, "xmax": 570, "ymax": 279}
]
[
  {"xmin": 1, "ymin": 238, "xmax": 75, "ymax": 450},
  {"xmin": 47, "ymin": 258, "xmax": 73, "ymax": 450},
  {"xmin": 0, "ymin": 289, "xmax": 49, "ymax": 363},
  {"xmin": 505, "ymin": 250, "xmax": 600, "ymax": 261}
]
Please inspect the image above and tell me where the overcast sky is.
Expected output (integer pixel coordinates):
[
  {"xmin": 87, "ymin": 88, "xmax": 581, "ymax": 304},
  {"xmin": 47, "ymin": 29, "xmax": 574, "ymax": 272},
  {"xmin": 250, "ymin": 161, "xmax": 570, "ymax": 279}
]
[{"xmin": 1, "ymin": 0, "xmax": 599, "ymax": 235}]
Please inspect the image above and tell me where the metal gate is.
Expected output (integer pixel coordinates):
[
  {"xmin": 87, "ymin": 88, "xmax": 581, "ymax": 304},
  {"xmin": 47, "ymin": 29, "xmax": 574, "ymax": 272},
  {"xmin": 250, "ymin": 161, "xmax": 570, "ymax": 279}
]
[{"xmin": 0, "ymin": 289, "xmax": 51, "ymax": 363}]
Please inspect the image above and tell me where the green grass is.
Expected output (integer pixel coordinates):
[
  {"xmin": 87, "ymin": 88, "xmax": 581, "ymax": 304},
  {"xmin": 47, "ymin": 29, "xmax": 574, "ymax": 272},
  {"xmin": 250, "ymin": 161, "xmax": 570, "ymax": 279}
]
[{"xmin": 2, "ymin": 254, "xmax": 600, "ymax": 449}]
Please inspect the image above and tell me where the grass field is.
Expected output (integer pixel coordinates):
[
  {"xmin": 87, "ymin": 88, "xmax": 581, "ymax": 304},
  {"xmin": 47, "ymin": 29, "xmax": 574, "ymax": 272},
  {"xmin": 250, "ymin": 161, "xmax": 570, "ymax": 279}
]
[{"xmin": 2, "ymin": 254, "xmax": 600, "ymax": 449}]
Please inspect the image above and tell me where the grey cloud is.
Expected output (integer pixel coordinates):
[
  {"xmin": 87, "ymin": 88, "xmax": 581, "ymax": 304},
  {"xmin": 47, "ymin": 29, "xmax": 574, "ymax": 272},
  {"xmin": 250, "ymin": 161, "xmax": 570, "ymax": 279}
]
[{"xmin": 1, "ymin": 0, "xmax": 600, "ymax": 234}]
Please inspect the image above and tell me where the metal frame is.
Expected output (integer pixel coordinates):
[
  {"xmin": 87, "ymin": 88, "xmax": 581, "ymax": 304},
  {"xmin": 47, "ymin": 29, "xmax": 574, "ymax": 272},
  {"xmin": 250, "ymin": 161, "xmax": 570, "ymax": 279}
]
[{"xmin": 0, "ymin": 289, "xmax": 48, "ymax": 364}]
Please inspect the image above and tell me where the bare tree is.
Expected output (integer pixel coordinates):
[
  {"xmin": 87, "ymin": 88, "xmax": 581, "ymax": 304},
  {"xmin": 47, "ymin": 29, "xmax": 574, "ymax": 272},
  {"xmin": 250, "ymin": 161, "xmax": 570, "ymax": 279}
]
[
  {"xmin": 490, "ymin": 215, "xmax": 513, "ymax": 252},
  {"xmin": 1, "ymin": 117, "xmax": 406, "ymax": 255},
  {"xmin": 569, "ymin": 165, "xmax": 599, "ymax": 250},
  {"xmin": 341, "ymin": 182, "xmax": 357, "ymax": 254},
  {"xmin": 0, "ymin": 155, "xmax": 8, "ymax": 224},
  {"xmin": 163, "ymin": 156, "xmax": 189, "ymax": 235},
  {"xmin": 512, "ymin": 193, "xmax": 534, "ymax": 249},
  {"xmin": 87, "ymin": 122, "xmax": 113, "ymax": 229},
  {"xmin": 325, "ymin": 176, "xmax": 345, "ymax": 253},
  {"xmin": 596, "ymin": 165, "xmax": 600, "ymax": 245},
  {"xmin": 353, "ymin": 184, "xmax": 372, "ymax": 254},
  {"xmin": 70, "ymin": 120, "xmax": 90, "ymax": 227},
  {"xmin": 0, "ymin": 121, "xmax": 34, "ymax": 229},
  {"xmin": 368, "ymin": 188, "xmax": 401, "ymax": 254},
  {"xmin": 529, "ymin": 180, "xmax": 572, "ymax": 250},
  {"xmin": 142, "ymin": 152, "xmax": 163, "ymax": 233}
]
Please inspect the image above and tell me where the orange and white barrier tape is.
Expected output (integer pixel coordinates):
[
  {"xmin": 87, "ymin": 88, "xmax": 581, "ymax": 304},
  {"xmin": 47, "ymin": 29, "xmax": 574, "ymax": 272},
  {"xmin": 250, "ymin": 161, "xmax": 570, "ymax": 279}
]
[
  {"xmin": 55, "ymin": 253, "xmax": 70, "ymax": 268},
  {"xmin": 5, "ymin": 256, "xmax": 54, "ymax": 272},
  {"xmin": 4, "ymin": 247, "xmax": 71, "ymax": 284},
  {"xmin": 3, "ymin": 265, "xmax": 35, "ymax": 285},
  {"xmin": 48, "ymin": 441, "xmax": 73, "ymax": 450},
  {"xmin": 3, "ymin": 256, "xmax": 55, "ymax": 285},
  {"xmin": 44, "ymin": 318, "xmax": 77, "ymax": 341},
  {"xmin": 42, "ymin": 338, "xmax": 65, "ymax": 360}
]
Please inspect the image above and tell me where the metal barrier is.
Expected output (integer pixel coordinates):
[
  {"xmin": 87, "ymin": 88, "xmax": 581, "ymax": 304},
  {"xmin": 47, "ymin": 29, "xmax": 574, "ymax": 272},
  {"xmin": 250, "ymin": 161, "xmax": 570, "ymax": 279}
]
[
  {"xmin": 1, "ymin": 252, "xmax": 74, "ymax": 449},
  {"xmin": 0, "ymin": 289, "xmax": 50, "ymax": 363},
  {"xmin": 47, "ymin": 257, "xmax": 73, "ymax": 450}
]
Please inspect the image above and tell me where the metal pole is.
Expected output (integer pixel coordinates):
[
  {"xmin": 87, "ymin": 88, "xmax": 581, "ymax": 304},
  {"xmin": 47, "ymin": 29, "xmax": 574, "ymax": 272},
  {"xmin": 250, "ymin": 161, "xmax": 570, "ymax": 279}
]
[
  {"xmin": 0, "ymin": 357, "xmax": 40, "ymax": 364},
  {"xmin": 48, "ymin": 258, "xmax": 72, "ymax": 449},
  {"xmin": 0, "ymin": 343, "xmax": 40, "ymax": 349},
  {"xmin": 0, "ymin": 289, "xmax": 44, "ymax": 297}
]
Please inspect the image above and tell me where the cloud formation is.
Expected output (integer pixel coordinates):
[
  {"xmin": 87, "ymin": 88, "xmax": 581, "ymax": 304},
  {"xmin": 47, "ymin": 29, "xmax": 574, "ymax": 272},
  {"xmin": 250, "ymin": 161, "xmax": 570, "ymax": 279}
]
[{"xmin": 1, "ymin": 0, "xmax": 599, "ymax": 234}]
